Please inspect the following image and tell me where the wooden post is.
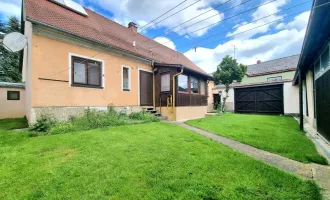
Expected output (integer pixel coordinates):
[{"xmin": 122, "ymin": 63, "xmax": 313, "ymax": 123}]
[{"xmin": 299, "ymin": 69, "xmax": 304, "ymax": 131}]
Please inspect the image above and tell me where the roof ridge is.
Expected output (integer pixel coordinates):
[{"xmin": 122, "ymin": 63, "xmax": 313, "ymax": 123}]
[{"xmin": 248, "ymin": 54, "xmax": 300, "ymax": 66}]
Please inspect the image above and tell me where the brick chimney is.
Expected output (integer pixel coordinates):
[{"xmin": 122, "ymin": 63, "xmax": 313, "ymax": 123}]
[
  {"xmin": 257, "ymin": 60, "xmax": 261, "ymax": 64},
  {"xmin": 128, "ymin": 22, "xmax": 138, "ymax": 33}
]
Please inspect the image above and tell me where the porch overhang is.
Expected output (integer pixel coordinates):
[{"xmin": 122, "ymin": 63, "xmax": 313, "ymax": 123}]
[{"xmin": 154, "ymin": 63, "xmax": 213, "ymax": 79}]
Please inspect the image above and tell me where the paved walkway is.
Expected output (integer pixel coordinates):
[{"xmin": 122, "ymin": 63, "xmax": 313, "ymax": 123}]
[{"xmin": 171, "ymin": 122, "xmax": 330, "ymax": 199}]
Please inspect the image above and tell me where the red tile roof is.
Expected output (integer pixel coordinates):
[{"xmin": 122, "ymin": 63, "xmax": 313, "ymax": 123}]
[{"xmin": 24, "ymin": 0, "xmax": 209, "ymax": 76}]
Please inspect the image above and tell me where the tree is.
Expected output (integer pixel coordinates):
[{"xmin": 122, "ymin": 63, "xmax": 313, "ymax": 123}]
[
  {"xmin": 0, "ymin": 16, "xmax": 22, "ymax": 82},
  {"xmin": 213, "ymin": 55, "xmax": 247, "ymax": 112}
]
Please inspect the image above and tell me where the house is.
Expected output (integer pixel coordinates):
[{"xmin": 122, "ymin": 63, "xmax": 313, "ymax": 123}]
[
  {"xmin": 293, "ymin": 0, "xmax": 330, "ymax": 142},
  {"xmin": 15, "ymin": 0, "xmax": 212, "ymax": 123},
  {"xmin": 212, "ymin": 55, "xmax": 300, "ymax": 114}
]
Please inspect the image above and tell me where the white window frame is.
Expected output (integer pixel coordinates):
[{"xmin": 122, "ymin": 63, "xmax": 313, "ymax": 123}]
[
  {"xmin": 314, "ymin": 42, "xmax": 330, "ymax": 80},
  {"xmin": 122, "ymin": 65, "xmax": 131, "ymax": 91},
  {"xmin": 68, "ymin": 53, "xmax": 105, "ymax": 89}
]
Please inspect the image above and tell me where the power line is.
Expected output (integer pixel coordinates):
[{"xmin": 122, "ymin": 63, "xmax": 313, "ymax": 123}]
[
  {"xmin": 163, "ymin": 0, "xmax": 233, "ymax": 34},
  {"xmin": 153, "ymin": 0, "xmax": 280, "ymax": 47},
  {"xmin": 176, "ymin": 1, "xmax": 330, "ymax": 51},
  {"xmin": 140, "ymin": 0, "xmax": 202, "ymax": 34},
  {"xmin": 138, "ymin": 0, "xmax": 188, "ymax": 31},
  {"xmin": 171, "ymin": 0, "xmax": 312, "ymax": 50},
  {"xmin": 147, "ymin": 0, "xmax": 251, "ymax": 43},
  {"xmin": 165, "ymin": 0, "xmax": 253, "ymax": 36}
]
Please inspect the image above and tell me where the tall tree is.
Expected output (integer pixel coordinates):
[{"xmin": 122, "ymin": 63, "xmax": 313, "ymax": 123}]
[
  {"xmin": 0, "ymin": 16, "xmax": 22, "ymax": 82},
  {"xmin": 213, "ymin": 55, "xmax": 247, "ymax": 112}
]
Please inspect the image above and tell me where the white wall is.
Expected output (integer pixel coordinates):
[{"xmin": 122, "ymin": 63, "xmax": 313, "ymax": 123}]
[
  {"xmin": 212, "ymin": 87, "xmax": 234, "ymax": 111},
  {"xmin": 0, "ymin": 88, "xmax": 26, "ymax": 119},
  {"xmin": 283, "ymin": 82, "xmax": 299, "ymax": 114}
]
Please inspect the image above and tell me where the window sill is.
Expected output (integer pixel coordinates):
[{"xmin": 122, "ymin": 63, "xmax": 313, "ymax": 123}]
[
  {"xmin": 123, "ymin": 89, "xmax": 131, "ymax": 92},
  {"xmin": 71, "ymin": 84, "xmax": 103, "ymax": 89}
]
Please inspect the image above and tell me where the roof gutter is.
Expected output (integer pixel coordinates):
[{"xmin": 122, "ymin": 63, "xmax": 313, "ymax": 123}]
[
  {"xmin": 26, "ymin": 17, "xmax": 155, "ymax": 63},
  {"xmin": 154, "ymin": 63, "xmax": 213, "ymax": 79}
]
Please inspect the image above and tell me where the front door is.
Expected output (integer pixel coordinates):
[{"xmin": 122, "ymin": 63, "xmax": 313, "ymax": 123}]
[{"xmin": 139, "ymin": 70, "xmax": 153, "ymax": 106}]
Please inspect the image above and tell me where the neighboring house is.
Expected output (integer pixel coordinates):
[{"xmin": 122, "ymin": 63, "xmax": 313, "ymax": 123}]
[
  {"xmin": 0, "ymin": 82, "xmax": 25, "ymax": 119},
  {"xmin": 212, "ymin": 55, "xmax": 300, "ymax": 114},
  {"xmin": 293, "ymin": 0, "xmax": 330, "ymax": 142},
  {"xmin": 16, "ymin": 0, "xmax": 212, "ymax": 123}
]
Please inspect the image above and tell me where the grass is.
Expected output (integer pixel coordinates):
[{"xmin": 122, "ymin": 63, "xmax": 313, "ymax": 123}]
[
  {"xmin": 0, "ymin": 118, "xmax": 322, "ymax": 199},
  {"xmin": 186, "ymin": 114, "xmax": 327, "ymax": 165}
]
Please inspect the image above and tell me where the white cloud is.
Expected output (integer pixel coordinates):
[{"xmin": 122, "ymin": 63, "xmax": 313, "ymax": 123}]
[
  {"xmin": 81, "ymin": 0, "xmax": 227, "ymax": 37},
  {"xmin": 185, "ymin": 11, "xmax": 309, "ymax": 73},
  {"xmin": 154, "ymin": 37, "xmax": 176, "ymax": 50},
  {"xmin": 227, "ymin": 0, "xmax": 287, "ymax": 39},
  {"xmin": 0, "ymin": 0, "xmax": 21, "ymax": 19}
]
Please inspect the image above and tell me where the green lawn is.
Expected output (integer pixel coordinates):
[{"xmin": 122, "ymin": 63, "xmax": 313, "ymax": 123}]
[
  {"xmin": 0, "ymin": 118, "xmax": 322, "ymax": 199},
  {"xmin": 186, "ymin": 114, "xmax": 327, "ymax": 165}
]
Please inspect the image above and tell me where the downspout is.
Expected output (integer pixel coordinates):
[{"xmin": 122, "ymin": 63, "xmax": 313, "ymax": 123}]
[
  {"xmin": 299, "ymin": 69, "xmax": 304, "ymax": 131},
  {"xmin": 172, "ymin": 67, "xmax": 184, "ymax": 109},
  {"xmin": 151, "ymin": 60, "xmax": 156, "ymax": 108}
]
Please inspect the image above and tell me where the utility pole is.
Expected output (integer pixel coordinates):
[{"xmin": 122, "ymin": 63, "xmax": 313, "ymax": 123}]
[{"xmin": 231, "ymin": 44, "xmax": 237, "ymax": 59}]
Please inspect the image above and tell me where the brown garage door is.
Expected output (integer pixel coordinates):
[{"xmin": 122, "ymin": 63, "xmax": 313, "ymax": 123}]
[
  {"xmin": 139, "ymin": 70, "xmax": 153, "ymax": 106},
  {"xmin": 234, "ymin": 84, "xmax": 284, "ymax": 114}
]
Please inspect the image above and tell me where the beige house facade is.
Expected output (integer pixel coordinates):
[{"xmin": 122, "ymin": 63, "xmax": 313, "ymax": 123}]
[{"xmin": 19, "ymin": 0, "xmax": 212, "ymax": 124}]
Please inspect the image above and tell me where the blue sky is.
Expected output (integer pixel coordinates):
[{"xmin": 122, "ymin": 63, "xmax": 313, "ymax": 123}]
[{"xmin": 0, "ymin": 0, "xmax": 313, "ymax": 73}]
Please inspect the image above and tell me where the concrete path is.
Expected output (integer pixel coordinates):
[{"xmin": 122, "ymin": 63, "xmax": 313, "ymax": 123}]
[{"xmin": 171, "ymin": 122, "xmax": 330, "ymax": 199}]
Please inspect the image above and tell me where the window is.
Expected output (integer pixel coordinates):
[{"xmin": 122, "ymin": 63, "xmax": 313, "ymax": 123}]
[
  {"xmin": 7, "ymin": 91, "xmax": 20, "ymax": 100},
  {"xmin": 178, "ymin": 75, "xmax": 188, "ymax": 92},
  {"xmin": 267, "ymin": 76, "xmax": 282, "ymax": 82},
  {"xmin": 190, "ymin": 77, "xmax": 199, "ymax": 94},
  {"xmin": 161, "ymin": 73, "xmax": 170, "ymax": 92},
  {"xmin": 321, "ymin": 46, "xmax": 329, "ymax": 70},
  {"xmin": 200, "ymin": 80, "xmax": 206, "ymax": 95},
  {"xmin": 72, "ymin": 56, "xmax": 102, "ymax": 88},
  {"xmin": 315, "ymin": 59, "xmax": 321, "ymax": 75},
  {"xmin": 122, "ymin": 66, "xmax": 130, "ymax": 91}
]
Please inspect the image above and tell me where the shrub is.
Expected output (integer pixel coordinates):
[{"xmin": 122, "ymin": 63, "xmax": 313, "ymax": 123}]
[
  {"xmin": 50, "ymin": 123, "xmax": 75, "ymax": 134},
  {"xmin": 129, "ymin": 111, "xmax": 159, "ymax": 122},
  {"xmin": 29, "ymin": 113, "xmax": 56, "ymax": 132}
]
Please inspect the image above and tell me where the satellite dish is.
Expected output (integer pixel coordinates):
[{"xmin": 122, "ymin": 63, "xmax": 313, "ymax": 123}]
[{"xmin": 3, "ymin": 32, "xmax": 27, "ymax": 52}]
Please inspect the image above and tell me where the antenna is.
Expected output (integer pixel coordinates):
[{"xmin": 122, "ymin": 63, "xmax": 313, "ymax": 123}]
[{"xmin": 2, "ymin": 32, "xmax": 27, "ymax": 52}]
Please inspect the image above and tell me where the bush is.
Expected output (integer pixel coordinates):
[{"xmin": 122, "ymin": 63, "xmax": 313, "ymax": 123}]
[
  {"xmin": 50, "ymin": 123, "xmax": 75, "ymax": 134},
  {"xmin": 29, "ymin": 113, "xmax": 56, "ymax": 132},
  {"xmin": 129, "ymin": 111, "xmax": 159, "ymax": 122},
  {"xmin": 29, "ymin": 106, "xmax": 160, "ymax": 135}
]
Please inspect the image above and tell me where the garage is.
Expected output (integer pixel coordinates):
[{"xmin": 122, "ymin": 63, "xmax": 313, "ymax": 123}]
[{"xmin": 234, "ymin": 84, "xmax": 284, "ymax": 114}]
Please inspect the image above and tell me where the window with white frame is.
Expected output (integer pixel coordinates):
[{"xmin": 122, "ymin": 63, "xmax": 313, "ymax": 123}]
[
  {"xmin": 122, "ymin": 66, "xmax": 130, "ymax": 91},
  {"xmin": 190, "ymin": 77, "xmax": 199, "ymax": 94},
  {"xmin": 200, "ymin": 80, "xmax": 206, "ymax": 95},
  {"xmin": 161, "ymin": 73, "xmax": 170, "ymax": 92},
  {"xmin": 72, "ymin": 56, "xmax": 102, "ymax": 88},
  {"xmin": 315, "ymin": 43, "xmax": 330, "ymax": 80}
]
